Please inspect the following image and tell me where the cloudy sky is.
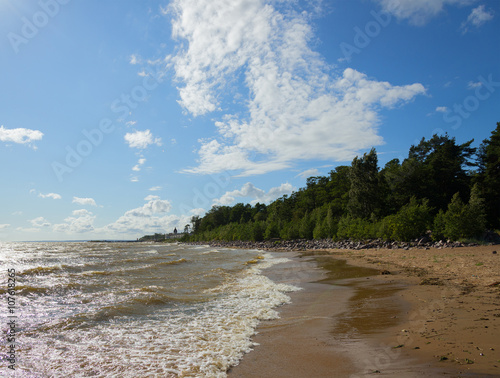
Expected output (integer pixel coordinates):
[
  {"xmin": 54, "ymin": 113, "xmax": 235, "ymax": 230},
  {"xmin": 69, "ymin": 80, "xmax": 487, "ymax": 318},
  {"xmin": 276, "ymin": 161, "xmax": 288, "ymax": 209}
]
[{"xmin": 0, "ymin": 0, "xmax": 498, "ymax": 241}]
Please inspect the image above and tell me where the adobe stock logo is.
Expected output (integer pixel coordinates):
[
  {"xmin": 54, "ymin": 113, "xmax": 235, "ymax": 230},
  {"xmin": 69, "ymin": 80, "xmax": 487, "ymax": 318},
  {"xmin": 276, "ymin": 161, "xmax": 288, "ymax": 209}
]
[
  {"xmin": 340, "ymin": 10, "xmax": 392, "ymax": 62},
  {"xmin": 51, "ymin": 72, "xmax": 164, "ymax": 182},
  {"xmin": 7, "ymin": 0, "xmax": 71, "ymax": 54},
  {"xmin": 443, "ymin": 74, "xmax": 500, "ymax": 130}
]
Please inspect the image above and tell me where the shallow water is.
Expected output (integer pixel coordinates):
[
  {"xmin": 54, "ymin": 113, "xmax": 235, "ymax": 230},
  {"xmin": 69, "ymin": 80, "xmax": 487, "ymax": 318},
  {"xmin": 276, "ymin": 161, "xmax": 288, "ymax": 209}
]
[{"xmin": 0, "ymin": 242, "xmax": 299, "ymax": 377}]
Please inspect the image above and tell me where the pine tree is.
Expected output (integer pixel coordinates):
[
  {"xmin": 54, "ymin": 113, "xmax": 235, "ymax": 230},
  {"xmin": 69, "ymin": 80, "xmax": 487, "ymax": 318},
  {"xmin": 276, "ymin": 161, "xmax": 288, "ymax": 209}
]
[
  {"xmin": 476, "ymin": 122, "xmax": 500, "ymax": 228},
  {"xmin": 347, "ymin": 148, "xmax": 381, "ymax": 218},
  {"xmin": 464, "ymin": 184, "xmax": 487, "ymax": 238},
  {"xmin": 443, "ymin": 193, "xmax": 467, "ymax": 240}
]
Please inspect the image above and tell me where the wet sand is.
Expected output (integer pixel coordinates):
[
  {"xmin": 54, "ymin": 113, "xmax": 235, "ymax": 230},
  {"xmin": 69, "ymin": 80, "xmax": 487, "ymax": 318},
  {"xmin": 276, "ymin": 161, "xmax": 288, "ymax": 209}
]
[{"xmin": 229, "ymin": 246, "xmax": 500, "ymax": 377}]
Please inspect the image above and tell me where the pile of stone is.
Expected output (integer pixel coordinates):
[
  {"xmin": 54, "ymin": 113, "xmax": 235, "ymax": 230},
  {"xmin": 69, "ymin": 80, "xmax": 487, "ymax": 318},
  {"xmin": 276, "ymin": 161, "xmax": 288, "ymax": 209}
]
[{"xmin": 184, "ymin": 236, "xmax": 489, "ymax": 252}]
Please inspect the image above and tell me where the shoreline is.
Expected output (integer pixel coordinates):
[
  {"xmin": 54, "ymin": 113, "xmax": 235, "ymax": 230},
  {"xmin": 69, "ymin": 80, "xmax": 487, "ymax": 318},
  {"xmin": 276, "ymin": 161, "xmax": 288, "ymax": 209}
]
[{"xmin": 227, "ymin": 244, "xmax": 500, "ymax": 377}]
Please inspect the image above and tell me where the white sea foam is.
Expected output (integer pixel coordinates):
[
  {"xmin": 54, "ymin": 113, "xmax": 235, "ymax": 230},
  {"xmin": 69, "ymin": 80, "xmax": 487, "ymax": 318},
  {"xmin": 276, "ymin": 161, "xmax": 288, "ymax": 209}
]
[{"xmin": 16, "ymin": 249, "xmax": 300, "ymax": 377}]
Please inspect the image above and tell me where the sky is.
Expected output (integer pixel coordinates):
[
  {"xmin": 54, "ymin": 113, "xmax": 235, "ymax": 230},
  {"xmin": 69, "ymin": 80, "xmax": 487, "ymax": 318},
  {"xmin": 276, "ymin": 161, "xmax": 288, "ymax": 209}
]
[{"xmin": 0, "ymin": 0, "xmax": 499, "ymax": 241}]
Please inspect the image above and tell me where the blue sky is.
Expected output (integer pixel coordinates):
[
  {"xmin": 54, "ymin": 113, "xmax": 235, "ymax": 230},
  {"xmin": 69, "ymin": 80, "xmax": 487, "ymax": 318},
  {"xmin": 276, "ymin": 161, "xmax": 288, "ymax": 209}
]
[{"xmin": 0, "ymin": 0, "xmax": 498, "ymax": 241}]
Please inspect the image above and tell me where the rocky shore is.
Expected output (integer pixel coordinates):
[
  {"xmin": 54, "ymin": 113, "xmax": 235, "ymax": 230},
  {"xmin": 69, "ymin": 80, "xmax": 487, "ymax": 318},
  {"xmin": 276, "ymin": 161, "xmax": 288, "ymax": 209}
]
[{"xmin": 185, "ymin": 235, "xmax": 498, "ymax": 252}]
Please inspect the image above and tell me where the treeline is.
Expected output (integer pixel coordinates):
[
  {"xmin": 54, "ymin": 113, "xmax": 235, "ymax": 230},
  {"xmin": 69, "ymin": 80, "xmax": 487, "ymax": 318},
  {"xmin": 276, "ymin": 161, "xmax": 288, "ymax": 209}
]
[{"xmin": 184, "ymin": 123, "xmax": 500, "ymax": 243}]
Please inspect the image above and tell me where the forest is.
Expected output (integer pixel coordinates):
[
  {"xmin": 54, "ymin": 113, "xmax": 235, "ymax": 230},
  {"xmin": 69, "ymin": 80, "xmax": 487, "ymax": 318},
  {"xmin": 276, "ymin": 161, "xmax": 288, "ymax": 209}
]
[{"xmin": 183, "ymin": 123, "xmax": 500, "ymax": 243}]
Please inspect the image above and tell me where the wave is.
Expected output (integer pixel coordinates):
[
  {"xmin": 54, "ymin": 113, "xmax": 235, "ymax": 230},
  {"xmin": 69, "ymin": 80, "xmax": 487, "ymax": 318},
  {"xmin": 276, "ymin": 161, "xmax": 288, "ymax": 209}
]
[
  {"xmin": 157, "ymin": 258, "xmax": 187, "ymax": 266},
  {"xmin": 33, "ymin": 291, "xmax": 182, "ymax": 332},
  {"xmin": 0, "ymin": 285, "xmax": 50, "ymax": 295},
  {"xmin": 20, "ymin": 265, "xmax": 65, "ymax": 276},
  {"xmin": 201, "ymin": 249, "xmax": 220, "ymax": 255}
]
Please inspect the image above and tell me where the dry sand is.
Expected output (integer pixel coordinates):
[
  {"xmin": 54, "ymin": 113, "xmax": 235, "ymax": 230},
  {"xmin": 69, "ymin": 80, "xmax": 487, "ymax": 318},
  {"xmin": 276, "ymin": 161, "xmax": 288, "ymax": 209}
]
[{"xmin": 229, "ymin": 245, "xmax": 500, "ymax": 377}]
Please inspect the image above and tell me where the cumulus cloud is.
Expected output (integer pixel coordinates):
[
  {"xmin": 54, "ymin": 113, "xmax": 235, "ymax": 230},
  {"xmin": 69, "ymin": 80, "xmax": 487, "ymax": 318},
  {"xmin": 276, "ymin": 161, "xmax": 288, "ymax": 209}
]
[
  {"xmin": 124, "ymin": 130, "xmax": 162, "ymax": 149},
  {"xmin": 375, "ymin": 0, "xmax": 474, "ymax": 25},
  {"xmin": 53, "ymin": 210, "xmax": 96, "ymax": 234},
  {"xmin": 38, "ymin": 192, "xmax": 62, "ymax": 200},
  {"xmin": 30, "ymin": 217, "xmax": 51, "ymax": 228},
  {"xmin": 132, "ymin": 158, "xmax": 147, "ymax": 172},
  {"xmin": 461, "ymin": 4, "xmax": 494, "ymax": 32},
  {"xmin": 0, "ymin": 224, "xmax": 10, "ymax": 230},
  {"xmin": 129, "ymin": 54, "xmax": 140, "ymax": 65},
  {"xmin": 72, "ymin": 197, "xmax": 97, "ymax": 207},
  {"xmin": 0, "ymin": 125, "xmax": 43, "ymax": 146},
  {"xmin": 213, "ymin": 182, "xmax": 294, "ymax": 206},
  {"xmin": 169, "ymin": 0, "xmax": 426, "ymax": 176},
  {"xmin": 102, "ymin": 198, "xmax": 190, "ymax": 235},
  {"xmin": 149, "ymin": 186, "xmax": 162, "ymax": 191}
]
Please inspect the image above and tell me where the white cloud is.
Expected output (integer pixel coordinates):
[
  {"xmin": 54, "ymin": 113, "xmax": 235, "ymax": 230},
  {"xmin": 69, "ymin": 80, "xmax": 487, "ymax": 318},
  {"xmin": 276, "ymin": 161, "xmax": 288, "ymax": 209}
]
[
  {"xmin": 435, "ymin": 106, "xmax": 449, "ymax": 113},
  {"xmin": 72, "ymin": 197, "xmax": 97, "ymax": 207},
  {"xmin": 124, "ymin": 130, "xmax": 162, "ymax": 149},
  {"xmin": 53, "ymin": 209, "xmax": 96, "ymax": 234},
  {"xmin": 132, "ymin": 158, "xmax": 147, "ymax": 172},
  {"xmin": 0, "ymin": 125, "xmax": 43, "ymax": 145},
  {"xmin": 129, "ymin": 54, "xmax": 140, "ymax": 65},
  {"xmin": 102, "ymin": 198, "xmax": 190, "ymax": 235},
  {"xmin": 296, "ymin": 168, "xmax": 319, "ymax": 179},
  {"xmin": 213, "ymin": 182, "xmax": 294, "ymax": 206},
  {"xmin": 169, "ymin": 0, "xmax": 426, "ymax": 176},
  {"xmin": 16, "ymin": 227, "xmax": 41, "ymax": 233},
  {"xmin": 467, "ymin": 81, "xmax": 482, "ymax": 89},
  {"xmin": 30, "ymin": 217, "xmax": 51, "ymax": 228},
  {"xmin": 126, "ymin": 199, "xmax": 172, "ymax": 217},
  {"xmin": 144, "ymin": 195, "xmax": 160, "ymax": 201},
  {"xmin": 72, "ymin": 209, "xmax": 92, "ymax": 217},
  {"xmin": 149, "ymin": 186, "xmax": 162, "ymax": 191},
  {"xmin": 38, "ymin": 192, "xmax": 62, "ymax": 200},
  {"xmin": 461, "ymin": 4, "xmax": 494, "ymax": 32},
  {"xmin": 375, "ymin": 0, "xmax": 474, "ymax": 25},
  {"xmin": 0, "ymin": 224, "xmax": 10, "ymax": 230}
]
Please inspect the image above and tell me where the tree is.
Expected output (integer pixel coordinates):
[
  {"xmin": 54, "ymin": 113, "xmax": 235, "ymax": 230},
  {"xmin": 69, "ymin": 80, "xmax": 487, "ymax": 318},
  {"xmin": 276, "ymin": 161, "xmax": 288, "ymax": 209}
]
[
  {"xmin": 264, "ymin": 221, "xmax": 280, "ymax": 239},
  {"xmin": 442, "ymin": 193, "xmax": 467, "ymax": 240},
  {"xmin": 191, "ymin": 216, "xmax": 201, "ymax": 233},
  {"xmin": 464, "ymin": 183, "xmax": 487, "ymax": 237},
  {"xmin": 476, "ymin": 122, "xmax": 500, "ymax": 228},
  {"xmin": 347, "ymin": 148, "xmax": 381, "ymax": 218},
  {"xmin": 384, "ymin": 197, "xmax": 432, "ymax": 241},
  {"xmin": 299, "ymin": 211, "xmax": 314, "ymax": 239},
  {"xmin": 407, "ymin": 134, "xmax": 476, "ymax": 211}
]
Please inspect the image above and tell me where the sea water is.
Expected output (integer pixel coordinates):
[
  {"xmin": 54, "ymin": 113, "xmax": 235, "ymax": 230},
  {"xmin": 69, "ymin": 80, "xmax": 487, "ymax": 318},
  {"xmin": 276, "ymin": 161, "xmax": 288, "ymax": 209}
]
[{"xmin": 0, "ymin": 242, "xmax": 300, "ymax": 377}]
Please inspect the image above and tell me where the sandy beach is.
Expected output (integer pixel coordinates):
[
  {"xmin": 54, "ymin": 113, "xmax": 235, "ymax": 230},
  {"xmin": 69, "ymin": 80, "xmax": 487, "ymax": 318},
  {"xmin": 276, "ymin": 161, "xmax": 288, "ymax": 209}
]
[{"xmin": 229, "ymin": 245, "xmax": 500, "ymax": 377}]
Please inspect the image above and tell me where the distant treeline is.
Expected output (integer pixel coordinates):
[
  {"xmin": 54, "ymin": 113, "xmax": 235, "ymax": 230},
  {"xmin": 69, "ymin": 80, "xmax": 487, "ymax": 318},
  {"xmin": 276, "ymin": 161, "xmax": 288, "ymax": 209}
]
[{"xmin": 183, "ymin": 123, "xmax": 500, "ymax": 243}]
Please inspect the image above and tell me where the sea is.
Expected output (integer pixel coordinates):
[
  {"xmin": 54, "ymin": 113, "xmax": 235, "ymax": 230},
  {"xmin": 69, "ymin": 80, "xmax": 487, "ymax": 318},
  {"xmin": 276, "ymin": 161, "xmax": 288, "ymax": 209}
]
[{"xmin": 0, "ymin": 242, "xmax": 300, "ymax": 377}]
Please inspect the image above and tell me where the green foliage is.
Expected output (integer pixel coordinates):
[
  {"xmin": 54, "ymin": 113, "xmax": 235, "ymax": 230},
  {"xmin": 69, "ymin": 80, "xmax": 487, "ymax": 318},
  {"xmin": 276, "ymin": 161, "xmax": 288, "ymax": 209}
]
[
  {"xmin": 432, "ymin": 210, "xmax": 446, "ymax": 241},
  {"xmin": 337, "ymin": 216, "xmax": 376, "ymax": 240},
  {"xmin": 438, "ymin": 187, "xmax": 487, "ymax": 240},
  {"xmin": 442, "ymin": 193, "xmax": 468, "ymax": 240},
  {"xmin": 264, "ymin": 221, "xmax": 279, "ymax": 240},
  {"xmin": 348, "ymin": 148, "xmax": 381, "ymax": 218},
  {"xmin": 407, "ymin": 134, "xmax": 475, "ymax": 211},
  {"xmin": 182, "ymin": 123, "xmax": 497, "ymax": 243},
  {"xmin": 466, "ymin": 184, "xmax": 487, "ymax": 237},
  {"xmin": 476, "ymin": 122, "xmax": 500, "ymax": 228},
  {"xmin": 378, "ymin": 197, "xmax": 432, "ymax": 241}
]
